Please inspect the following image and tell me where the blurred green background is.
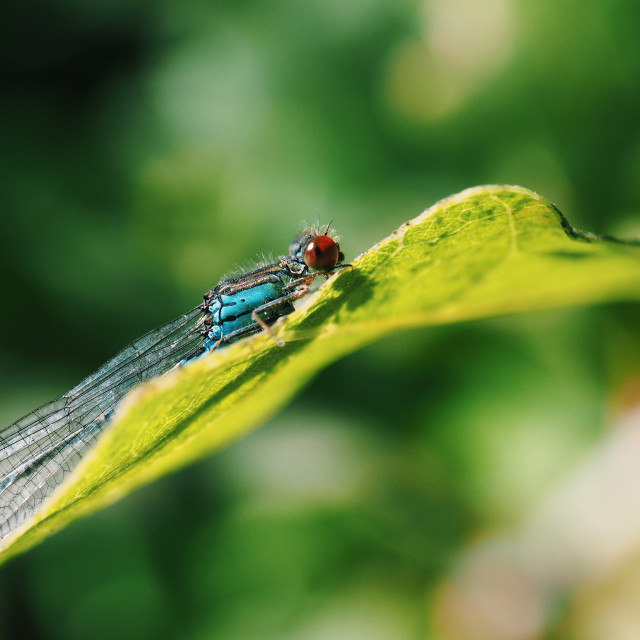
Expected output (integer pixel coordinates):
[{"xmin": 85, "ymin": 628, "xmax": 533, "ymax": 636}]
[{"xmin": 2, "ymin": 0, "xmax": 640, "ymax": 638}]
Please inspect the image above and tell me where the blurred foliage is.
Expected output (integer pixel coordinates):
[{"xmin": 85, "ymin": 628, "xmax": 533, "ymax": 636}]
[{"xmin": 1, "ymin": 1, "xmax": 640, "ymax": 639}]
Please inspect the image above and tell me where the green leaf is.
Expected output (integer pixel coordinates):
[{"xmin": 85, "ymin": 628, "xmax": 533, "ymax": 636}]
[{"xmin": 3, "ymin": 185, "xmax": 640, "ymax": 563}]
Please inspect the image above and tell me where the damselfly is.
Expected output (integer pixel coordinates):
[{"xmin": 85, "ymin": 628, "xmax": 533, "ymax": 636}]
[{"xmin": 0, "ymin": 227, "xmax": 346, "ymax": 540}]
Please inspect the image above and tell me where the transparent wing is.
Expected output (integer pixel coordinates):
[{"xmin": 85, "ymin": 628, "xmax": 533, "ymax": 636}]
[{"xmin": 0, "ymin": 307, "xmax": 204, "ymax": 540}]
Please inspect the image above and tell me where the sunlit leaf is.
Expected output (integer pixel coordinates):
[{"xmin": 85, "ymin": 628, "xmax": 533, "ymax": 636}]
[{"xmin": 3, "ymin": 185, "xmax": 640, "ymax": 563}]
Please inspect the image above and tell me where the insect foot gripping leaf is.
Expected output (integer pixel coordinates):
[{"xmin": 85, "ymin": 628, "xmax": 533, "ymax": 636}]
[{"xmin": 2, "ymin": 185, "xmax": 640, "ymax": 564}]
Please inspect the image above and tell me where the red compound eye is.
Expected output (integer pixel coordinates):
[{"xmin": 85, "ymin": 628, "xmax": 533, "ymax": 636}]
[{"xmin": 303, "ymin": 235, "xmax": 340, "ymax": 271}]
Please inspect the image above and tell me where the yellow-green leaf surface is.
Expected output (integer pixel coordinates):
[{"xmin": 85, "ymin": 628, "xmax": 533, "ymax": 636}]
[{"xmin": 3, "ymin": 185, "xmax": 640, "ymax": 563}]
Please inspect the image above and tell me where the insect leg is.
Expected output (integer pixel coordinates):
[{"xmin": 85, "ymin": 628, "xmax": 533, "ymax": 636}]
[{"xmin": 251, "ymin": 285, "xmax": 311, "ymax": 347}]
